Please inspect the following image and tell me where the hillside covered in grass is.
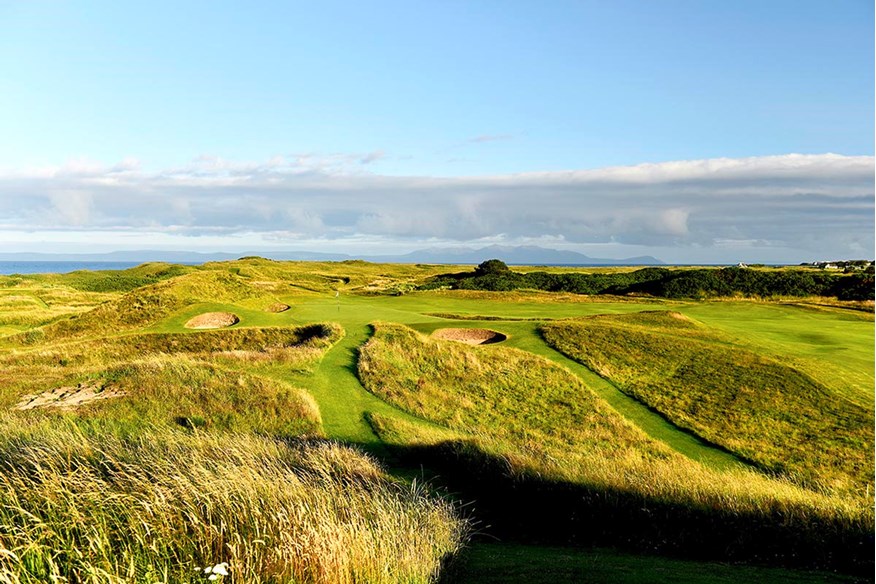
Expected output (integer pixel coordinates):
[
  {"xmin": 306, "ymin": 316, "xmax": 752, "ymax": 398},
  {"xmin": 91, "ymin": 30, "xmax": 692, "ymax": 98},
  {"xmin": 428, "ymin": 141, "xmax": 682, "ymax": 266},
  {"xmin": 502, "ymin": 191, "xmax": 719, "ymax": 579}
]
[
  {"xmin": 541, "ymin": 311, "xmax": 874, "ymax": 495},
  {"xmin": 0, "ymin": 261, "xmax": 471, "ymax": 582},
  {"xmin": 357, "ymin": 322, "xmax": 873, "ymax": 569},
  {"xmin": 0, "ymin": 421, "xmax": 465, "ymax": 583},
  {"xmin": 0, "ymin": 258, "xmax": 872, "ymax": 580}
]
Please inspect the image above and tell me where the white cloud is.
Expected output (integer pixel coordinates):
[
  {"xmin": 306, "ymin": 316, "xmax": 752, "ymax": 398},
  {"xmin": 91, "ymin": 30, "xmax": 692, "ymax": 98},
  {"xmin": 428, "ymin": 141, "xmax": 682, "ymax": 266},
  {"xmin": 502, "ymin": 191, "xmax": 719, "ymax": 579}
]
[
  {"xmin": 0, "ymin": 153, "xmax": 872, "ymax": 262},
  {"xmin": 47, "ymin": 190, "xmax": 93, "ymax": 225}
]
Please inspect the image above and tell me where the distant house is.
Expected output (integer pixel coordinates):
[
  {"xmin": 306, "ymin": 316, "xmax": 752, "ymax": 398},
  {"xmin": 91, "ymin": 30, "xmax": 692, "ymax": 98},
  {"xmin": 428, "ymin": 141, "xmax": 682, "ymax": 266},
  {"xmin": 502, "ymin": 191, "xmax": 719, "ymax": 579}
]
[
  {"xmin": 737, "ymin": 262, "xmax": 748, "ymax": 268},
  {"xmin": 824, "ymin": 263, "xmax": 839, "ymax": 270}
]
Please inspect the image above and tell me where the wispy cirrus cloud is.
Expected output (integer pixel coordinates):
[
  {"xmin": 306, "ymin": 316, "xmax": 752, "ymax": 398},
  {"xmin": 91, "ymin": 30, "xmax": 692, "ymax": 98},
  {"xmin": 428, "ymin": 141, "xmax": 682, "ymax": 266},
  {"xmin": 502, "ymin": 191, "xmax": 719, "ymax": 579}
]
[{"xmin": 0, "ymin": 153, "xmax": 872, "ymax": 261}]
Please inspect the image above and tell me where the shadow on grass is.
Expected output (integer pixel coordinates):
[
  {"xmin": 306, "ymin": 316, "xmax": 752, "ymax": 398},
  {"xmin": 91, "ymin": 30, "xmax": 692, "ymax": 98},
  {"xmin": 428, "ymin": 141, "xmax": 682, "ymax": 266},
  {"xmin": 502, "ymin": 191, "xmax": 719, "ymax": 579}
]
[{"xmin": 384, "ymin": 440, "xmax": 873, "ymax": 579}]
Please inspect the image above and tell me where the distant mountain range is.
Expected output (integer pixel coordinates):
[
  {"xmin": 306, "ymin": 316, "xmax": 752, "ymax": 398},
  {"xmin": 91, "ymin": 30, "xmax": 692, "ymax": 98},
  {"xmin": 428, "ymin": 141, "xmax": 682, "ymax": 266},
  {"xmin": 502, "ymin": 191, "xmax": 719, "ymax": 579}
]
[
  {"xmin": 0, "ymin": 245, "xmax": 664, "ymax": 266},
  {"xmin": 369, "ymin": 245, "xmax": 664, "ymax": 266}
]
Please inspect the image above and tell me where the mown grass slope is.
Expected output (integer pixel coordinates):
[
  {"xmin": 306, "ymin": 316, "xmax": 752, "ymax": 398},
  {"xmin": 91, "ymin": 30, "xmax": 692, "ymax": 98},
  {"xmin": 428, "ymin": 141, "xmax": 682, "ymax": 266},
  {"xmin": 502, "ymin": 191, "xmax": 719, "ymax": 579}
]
[{"xmin": 541, "ymin": 311, "xmax": 874, "ymax": 495}]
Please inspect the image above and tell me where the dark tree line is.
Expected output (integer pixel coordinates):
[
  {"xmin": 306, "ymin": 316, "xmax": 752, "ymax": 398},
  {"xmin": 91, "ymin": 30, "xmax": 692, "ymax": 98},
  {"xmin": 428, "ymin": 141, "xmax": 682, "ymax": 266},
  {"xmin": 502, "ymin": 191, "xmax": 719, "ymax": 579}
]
[{"xmin": 421, "ymin": 260, "xmax": 874, "ymax": 301}]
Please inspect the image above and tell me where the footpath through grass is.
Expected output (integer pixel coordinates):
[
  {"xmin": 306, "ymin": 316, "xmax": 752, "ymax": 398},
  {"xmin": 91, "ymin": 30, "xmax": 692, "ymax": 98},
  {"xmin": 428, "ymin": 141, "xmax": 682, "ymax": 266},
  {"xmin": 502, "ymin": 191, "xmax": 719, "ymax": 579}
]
[
  {"xmin": 541, "ymin": 311, "xmax": 874, "ymax": 494},
  {"xmin": 256, "ymin": 293, "xmax": 748, "ymax": 468},
  {"xmin": 409, "ymin": 319, "xmax": 743, "ymax": 469}
]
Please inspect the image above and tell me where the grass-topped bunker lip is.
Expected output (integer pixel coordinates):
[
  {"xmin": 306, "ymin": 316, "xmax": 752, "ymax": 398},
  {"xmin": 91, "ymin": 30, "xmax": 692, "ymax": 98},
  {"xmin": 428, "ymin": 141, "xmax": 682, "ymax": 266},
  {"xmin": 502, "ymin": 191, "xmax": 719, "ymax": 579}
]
[
  {"xmin": 432, "ymin": 327, "xmax": 508, "ymax": 345},
  {"xmin": 184, "ymin": 311, "xmax": 240, "ymax": 329}
]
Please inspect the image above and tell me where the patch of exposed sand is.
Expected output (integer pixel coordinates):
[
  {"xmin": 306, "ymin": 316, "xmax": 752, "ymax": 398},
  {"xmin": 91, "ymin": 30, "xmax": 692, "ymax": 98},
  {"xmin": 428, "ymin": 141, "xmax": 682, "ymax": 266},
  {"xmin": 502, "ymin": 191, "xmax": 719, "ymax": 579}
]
[
  {"xmin": 15, "ymin": 381, "xmax": 124, "ymax": 410},
  {"xmin": 667, "ymin": 311, "xmax": 692, "ymax": 321},
  {"xmin": 185, "ymin": 312, "xmax": 240, "ymax": 329},
  {"xmin": 266, "ymin": 303, "xmax": 290, "ymax": 313},
  {"xmin": 432, "ymin": 328, "xmax": 507, "ymax": 345}
]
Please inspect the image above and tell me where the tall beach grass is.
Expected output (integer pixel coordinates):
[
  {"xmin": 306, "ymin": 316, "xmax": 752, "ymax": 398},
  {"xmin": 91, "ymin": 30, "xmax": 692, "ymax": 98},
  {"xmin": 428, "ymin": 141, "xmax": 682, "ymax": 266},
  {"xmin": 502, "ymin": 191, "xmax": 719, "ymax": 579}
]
[{"xmin": 0, "ymin": 419, "xmax": 466, "ymax": 583}]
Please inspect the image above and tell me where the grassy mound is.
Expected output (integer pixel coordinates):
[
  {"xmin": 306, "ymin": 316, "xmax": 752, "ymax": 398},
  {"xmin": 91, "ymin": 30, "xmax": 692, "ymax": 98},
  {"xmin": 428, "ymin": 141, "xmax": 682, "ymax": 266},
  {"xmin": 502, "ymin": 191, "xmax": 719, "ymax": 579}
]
[
  {"xmin": 88, "ymin": 360, "xmax": 324, "ymax": 436},
  {"xmin": 21, "ymin": 271, "xmax": 262, "ymax": 343},
  {"xmin": 359, "ymin": 322, "xmax": 662, "ymax": 465},
  {"xmin": 357, "ymin": 323, "xmax": 873, "ymax": 571},
  {"xmin": 0, "ymin": 324, "xmax": 345, "ymax": 437},
  {"xmin": 0, "ymin": 422, "xmax": 466, "ymax": 583},
  {"xmin": 541, "ymin": 311, "xmax": 874, "ymax": 494},
  {"xmin": 61, "ymin": 262, "xmax": 197, "ymax": 292}
]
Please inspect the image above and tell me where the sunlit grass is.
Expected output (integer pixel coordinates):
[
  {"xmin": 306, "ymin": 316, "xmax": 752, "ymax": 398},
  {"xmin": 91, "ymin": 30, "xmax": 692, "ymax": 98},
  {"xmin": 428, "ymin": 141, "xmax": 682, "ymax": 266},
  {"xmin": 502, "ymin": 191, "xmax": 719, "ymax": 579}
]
[
  {"xmin": 541, "ymin": 311, "xmax": 874, "ymax": 495},
  {"xmin": 358, "ymin": 322, "xmax": 872, "ymax": 534},
  {"xmin": 0, "ymin": 420, "xmax": 466, "ymax": 583}
]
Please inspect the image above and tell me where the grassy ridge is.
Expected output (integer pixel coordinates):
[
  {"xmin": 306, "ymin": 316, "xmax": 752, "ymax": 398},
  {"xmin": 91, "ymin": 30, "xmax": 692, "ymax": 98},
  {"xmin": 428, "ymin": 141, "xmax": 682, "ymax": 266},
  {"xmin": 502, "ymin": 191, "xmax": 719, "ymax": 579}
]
[
  {"xmin": 358, "ymin": 323, "xmax": 869, "ymax": 514},
  {"xmin": 358, "ymin": 323, "xmax": 678, "ymax": 467},
  {"xmin": 357, "ymin": 323, "xmax": 872, "ymax": 571},
  {"xmin": 0, "ymin": 323, "xmax": 343, "ymax": 428},
  {"xmin": 40, "ymin": 271, "xmax": 263, "ymax": 339},
  {"xmin": 541, "ymin": 311, "xmax": 874, "ymax": 494},
  {"xmin": 0, "ymin": 421, "xmax": 465, "ymax": 583},
  {"xmin": 78, "ymin": 359, "xmax": 324, "ymax": 437}
]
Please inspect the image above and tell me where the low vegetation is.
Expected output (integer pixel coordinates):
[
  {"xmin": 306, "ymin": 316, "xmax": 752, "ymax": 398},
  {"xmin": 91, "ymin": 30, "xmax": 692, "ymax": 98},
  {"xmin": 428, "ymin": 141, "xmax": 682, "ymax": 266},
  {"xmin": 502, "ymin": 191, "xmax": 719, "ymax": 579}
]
[
  {"xmin": 0, "ymin": 258, "xmax": 872, "ymax": 579},
  {"xmin": 0, "ymin": 420, "xmax": 465, "ymax": 583},
  {"xmin": 357, "ymin": 323, "xmax": 873, "ymax": 570},
  {"xmin": 541, "ymin": 311, "xmax": 874, "ymax": 495},
  {"xmin": 424, "ymin": 260, "xmax": 875, "ymax": 300}
]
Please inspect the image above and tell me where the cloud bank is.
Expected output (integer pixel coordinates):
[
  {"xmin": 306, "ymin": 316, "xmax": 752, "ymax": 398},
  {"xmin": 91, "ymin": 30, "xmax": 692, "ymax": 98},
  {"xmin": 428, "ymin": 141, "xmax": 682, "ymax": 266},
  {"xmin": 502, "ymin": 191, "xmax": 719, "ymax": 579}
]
[{"xmin": 0, "ymin": 153, "xmax": 872, "ymax": 262}]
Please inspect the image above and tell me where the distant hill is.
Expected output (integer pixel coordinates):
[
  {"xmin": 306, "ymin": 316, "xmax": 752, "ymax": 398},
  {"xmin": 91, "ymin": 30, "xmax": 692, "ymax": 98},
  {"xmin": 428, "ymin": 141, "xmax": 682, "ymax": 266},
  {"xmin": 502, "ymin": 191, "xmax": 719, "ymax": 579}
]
[
  {"xmin": 368, "ymin": 245, "xmax": 664, "ymax": 266},
  {"xmin": 0, "ymin": 246, "xmax": 663, "ymax": 266}
]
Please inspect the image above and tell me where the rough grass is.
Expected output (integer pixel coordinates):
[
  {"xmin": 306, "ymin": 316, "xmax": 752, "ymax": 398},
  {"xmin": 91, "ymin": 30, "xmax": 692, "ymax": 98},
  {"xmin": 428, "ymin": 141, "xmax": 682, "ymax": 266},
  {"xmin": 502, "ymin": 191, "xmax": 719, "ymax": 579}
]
[
  {"xmin": 358, "ymin": 322, "xmax": 674, "ymax": 466},
  {"xmin": 0, "ymin": 421, "xmax": 466, "ymax": 583},
  {"xmin": 0, "ymin": 324, "xmax": 343, "ymax": 419},
  {"xmin": 357, "ymin": 323, "xmax": 872, "ymax": 571},
  {"xmin": 14, "ymin": 271, "xmax": 265, "ymax": 344},
  {"xmin": 2, "ymin": 260, "xmax": 873, "ymax": 578},
  {"xmin": 0, "ymin": 330, "xmax": 345, "ymax": 438},
  {"xmin": 540, "ymin": 311, "xmax": 874, "ymax": 495}
]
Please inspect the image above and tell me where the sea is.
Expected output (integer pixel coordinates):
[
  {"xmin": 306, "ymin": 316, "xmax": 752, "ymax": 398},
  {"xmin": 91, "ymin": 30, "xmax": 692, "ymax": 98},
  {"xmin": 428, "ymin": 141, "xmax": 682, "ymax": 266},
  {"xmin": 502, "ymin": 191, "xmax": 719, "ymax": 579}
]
[{"xmin": 0, "ymin": 261, "xmax": 149, "ymax": 275}]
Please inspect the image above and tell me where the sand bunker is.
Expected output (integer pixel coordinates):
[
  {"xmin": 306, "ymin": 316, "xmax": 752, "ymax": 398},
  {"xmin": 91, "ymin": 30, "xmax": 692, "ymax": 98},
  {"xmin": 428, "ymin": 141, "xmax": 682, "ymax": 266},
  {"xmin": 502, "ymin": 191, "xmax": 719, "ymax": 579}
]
[
  {"xmin": 432, "ymin": 328, "xmax": 507, "ymax": 345},
  {"xmin": 265, "ymin": 303, "xmax": 290, "ymax": 313},
  {"xmin": 667, "ymin": 311, "xmax": 692, "ymax": 321},
  {"xmin": 185, "ymin": 312, "xmax": 240, "ymax": 329},
  {"xmin": 15, "ymin": 381, "xmax": 124, "ymax": 411}
]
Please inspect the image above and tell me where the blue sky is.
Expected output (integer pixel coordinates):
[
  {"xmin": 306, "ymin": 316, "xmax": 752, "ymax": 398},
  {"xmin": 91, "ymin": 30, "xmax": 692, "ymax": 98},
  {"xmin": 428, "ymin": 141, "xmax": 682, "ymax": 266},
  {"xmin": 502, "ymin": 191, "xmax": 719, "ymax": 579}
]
[{"xmin": 0, "ymin": 1, "xmax": 873, "ymax": 262}]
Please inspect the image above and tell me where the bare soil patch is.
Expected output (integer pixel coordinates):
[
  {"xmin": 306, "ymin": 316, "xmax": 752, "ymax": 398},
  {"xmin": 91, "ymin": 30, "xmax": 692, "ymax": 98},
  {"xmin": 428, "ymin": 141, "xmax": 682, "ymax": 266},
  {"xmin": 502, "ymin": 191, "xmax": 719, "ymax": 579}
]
[
  {"xmin": 432, "ymin": 328, "xmax": 507, "ymax": 345},
  {"xmin": 266, "ymin": 303, "xmax": 290, "ymax": 313},
  {"xmin": 185, "ymin": 312, "xmax": 240, "ymax": 329},
  {"xmin": 15, "ymin": 381, "xmax": 124, "ymax": 410}
]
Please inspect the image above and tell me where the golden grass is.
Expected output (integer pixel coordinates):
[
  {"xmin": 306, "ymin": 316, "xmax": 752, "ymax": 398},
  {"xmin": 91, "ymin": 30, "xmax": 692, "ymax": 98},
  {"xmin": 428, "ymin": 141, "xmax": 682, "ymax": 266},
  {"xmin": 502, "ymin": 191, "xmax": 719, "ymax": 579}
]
[
  {"xmin": 541, "ymin": 312, "xmax": 874, "ymax": 495},
  {"xmin": 0, "ymin": 420, "xmax": 466, "ymax": 583},
  {"xmin": 358, "ymin": 323, "xmax": 873, "ymax": 528}
]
